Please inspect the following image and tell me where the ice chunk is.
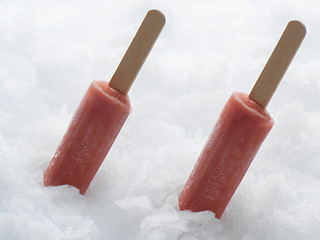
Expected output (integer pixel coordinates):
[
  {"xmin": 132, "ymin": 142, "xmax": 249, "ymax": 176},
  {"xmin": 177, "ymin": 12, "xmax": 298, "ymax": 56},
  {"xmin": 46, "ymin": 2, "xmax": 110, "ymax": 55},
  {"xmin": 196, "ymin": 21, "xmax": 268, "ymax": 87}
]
[
  {"xmin": 115, "ymin": 195, "xmax": 153, "ymax": 212},
  {"xmin": 139, "ymin": 204, "xmax": 222, "ymax": 240},
  {"xmin": 27, "ymin": 219, "xmax": 64, "ymax": 240}
]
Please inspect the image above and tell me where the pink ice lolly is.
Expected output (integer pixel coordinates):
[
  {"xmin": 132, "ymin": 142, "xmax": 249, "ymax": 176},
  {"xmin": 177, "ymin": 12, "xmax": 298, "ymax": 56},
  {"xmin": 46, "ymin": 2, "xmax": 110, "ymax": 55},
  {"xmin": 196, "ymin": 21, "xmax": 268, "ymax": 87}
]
[
  {"xmin": 44, "ymin": 81, "xmax": 130, "ymax": 194},
  {"xmin": 179, "ymin": 21, "xmax": 306, "ymax": 218},
  {"xmin": 44, "ymin": 10, "xmax": 165, "ymax": 194},
  {"xmin": 179, "ymin": 92, "xmax": 273, "ymax": 218}
]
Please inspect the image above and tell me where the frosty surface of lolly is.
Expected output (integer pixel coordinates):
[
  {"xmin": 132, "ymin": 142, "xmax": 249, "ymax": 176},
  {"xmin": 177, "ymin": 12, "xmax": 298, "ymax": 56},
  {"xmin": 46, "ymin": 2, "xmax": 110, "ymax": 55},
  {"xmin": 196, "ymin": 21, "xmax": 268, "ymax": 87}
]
[
  {"xmin": 179, "ymin": 20, "xmax": 306, "ymax": 219},
  {"xmin": 179, "ymin": 92, "xmax": 273, "ymax": 219},
  {"xmin": 44, "ymin": 10, "xmax": 165, "ymax": 194},
  {"xmin": 44, "ymin": 81, "xmax": 130, "ymax": 194}
]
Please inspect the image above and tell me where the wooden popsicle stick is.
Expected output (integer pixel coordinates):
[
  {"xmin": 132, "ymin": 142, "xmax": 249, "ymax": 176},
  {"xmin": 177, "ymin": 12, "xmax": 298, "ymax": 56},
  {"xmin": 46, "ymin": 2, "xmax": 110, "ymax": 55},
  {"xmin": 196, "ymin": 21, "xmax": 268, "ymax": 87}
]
[
  {"xmin": 249, "ymin": 20, "xmax": 306, "ymax": 109},
  {"xmin": 109, "ymin": 10, "xmax": 166, "ymax": 94}
]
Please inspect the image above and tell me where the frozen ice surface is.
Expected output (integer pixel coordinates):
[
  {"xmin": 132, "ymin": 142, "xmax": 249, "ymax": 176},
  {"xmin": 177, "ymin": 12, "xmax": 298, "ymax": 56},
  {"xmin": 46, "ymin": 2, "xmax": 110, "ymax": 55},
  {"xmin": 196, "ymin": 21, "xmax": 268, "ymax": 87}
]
[{"xmin": 1, "ymin": 0, "xmax": 320, "ymax": 239}]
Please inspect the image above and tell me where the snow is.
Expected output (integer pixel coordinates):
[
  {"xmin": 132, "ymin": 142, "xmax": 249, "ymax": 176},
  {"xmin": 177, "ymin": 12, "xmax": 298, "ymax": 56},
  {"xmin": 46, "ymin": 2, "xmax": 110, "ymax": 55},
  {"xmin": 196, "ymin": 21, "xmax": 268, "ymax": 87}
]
[{"xmin": 1, "ymin": 0, "xmax": 320, "ymax": 239}]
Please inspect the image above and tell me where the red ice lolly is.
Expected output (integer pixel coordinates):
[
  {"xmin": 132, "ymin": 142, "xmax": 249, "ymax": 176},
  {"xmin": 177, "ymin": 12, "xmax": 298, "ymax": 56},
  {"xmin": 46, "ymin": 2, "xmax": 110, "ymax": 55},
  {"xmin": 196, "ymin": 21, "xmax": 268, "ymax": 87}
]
[
  {"xmin": 179, "ymin": 21, "xmax": 306, "ymax": 219},
  {"xmin": 44, "ymin": 10, "xmax": 165, "ymax": 194}
]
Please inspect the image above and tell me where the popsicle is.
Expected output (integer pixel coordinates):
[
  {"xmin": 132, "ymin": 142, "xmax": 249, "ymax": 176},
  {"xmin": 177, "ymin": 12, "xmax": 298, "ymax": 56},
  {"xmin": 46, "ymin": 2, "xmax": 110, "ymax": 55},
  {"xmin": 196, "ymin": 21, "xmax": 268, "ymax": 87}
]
[
  {"xmin": 179, "ymin": 20, "xmax": 306, "ymax": 219},
  {"xmin": 44, "ymin": 10, "xmax": 165, "ymax": 195}
]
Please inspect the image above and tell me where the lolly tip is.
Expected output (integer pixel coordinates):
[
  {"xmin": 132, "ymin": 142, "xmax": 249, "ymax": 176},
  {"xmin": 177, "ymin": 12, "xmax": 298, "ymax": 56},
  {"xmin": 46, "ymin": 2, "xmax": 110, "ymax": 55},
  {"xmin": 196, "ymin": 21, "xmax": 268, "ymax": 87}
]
[
  {"xmin": 148, "ymin": 9, "xmax": 166, "ymax": 25},
  {"xmin": 288, "ymin": 20, "xmax": 306, "ymax": 36}
]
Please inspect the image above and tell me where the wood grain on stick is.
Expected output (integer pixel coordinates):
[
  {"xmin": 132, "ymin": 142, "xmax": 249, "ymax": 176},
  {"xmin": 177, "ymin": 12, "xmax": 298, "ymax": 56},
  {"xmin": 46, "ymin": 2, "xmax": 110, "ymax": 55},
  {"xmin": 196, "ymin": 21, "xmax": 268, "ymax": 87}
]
[
  {"xmin": 249, "ymin": 20, "xmax": 306, "ymax": 109},
  {"xmin": 109, "ymin": 10, "xmax": 165, "ymax": 94}
]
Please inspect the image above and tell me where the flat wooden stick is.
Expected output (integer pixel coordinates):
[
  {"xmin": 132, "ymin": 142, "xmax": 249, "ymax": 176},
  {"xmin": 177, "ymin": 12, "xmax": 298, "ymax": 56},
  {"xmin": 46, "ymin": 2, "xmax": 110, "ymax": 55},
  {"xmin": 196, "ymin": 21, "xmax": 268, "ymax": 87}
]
[
  {"xmin": 249, "ymin": 20, "xmax": 306, "ymax": 109},
  {"xmin": 109, "ymin": 10, "xmax": 165, "ymax": 94}
]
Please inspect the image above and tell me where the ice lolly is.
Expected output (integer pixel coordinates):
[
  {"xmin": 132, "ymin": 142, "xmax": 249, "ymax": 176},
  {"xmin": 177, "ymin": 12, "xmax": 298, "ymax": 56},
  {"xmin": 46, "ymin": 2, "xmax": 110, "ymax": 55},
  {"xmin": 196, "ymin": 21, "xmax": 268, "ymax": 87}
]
[
  {"xmin": 44, "ymin": 10, "xmax": 165, "ymax": 195},
  {"xmin": 179, "ymin": 20, "xmax": 306, "ymax": 219}
]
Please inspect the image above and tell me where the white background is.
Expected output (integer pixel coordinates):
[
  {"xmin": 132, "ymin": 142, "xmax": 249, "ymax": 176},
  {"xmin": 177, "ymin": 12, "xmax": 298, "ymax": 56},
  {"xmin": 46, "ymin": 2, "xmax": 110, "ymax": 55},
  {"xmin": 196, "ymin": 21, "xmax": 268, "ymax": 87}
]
[{"xmin": 0, "ymin": 0, "xmax": 319, "ymax": 239}]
